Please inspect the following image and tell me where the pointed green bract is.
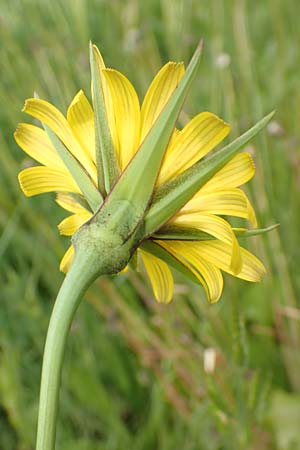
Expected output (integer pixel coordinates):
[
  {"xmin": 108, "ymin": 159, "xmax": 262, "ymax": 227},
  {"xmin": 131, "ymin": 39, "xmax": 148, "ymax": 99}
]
[
  {"xmin": 129, "ymin": 251, "xmax": 138, "ymax": 271},
  {"xmin": 153, "ymin": 226, "xmax": 211, "ymax": 240},
  {"xmin": 234, "ymin": 224, "xmax": 279, "ymax": 238},
  {"xmin": 141, "ymin": 240, "xmax": 201, "ymax": 285},
  {"xmin": 89, "ymin": 43, "xmax": 119, "ymax": 196},
  {"xmin": 44, "ymin": 125, "xmax": 102, "ymax": 212},
  {"xmin": 144, "ymin": 111, "xmax": 275, "ymax": 235},
  {"xmin": 66, "ymin": 193, "xmax": 92, "ymax": 212},
  {"xmin": 100, "ymin": 41, "xmax": 203, "ymax": 234},
  {"xmin": 153, "ymin": 224, "xmax": 279, "ymax": 241}
]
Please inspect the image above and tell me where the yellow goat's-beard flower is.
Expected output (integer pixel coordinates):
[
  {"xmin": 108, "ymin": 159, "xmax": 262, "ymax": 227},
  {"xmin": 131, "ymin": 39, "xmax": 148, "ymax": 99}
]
[{"xmin": 15, "ymin": 44, "xmax": 266, "ymax": 304}]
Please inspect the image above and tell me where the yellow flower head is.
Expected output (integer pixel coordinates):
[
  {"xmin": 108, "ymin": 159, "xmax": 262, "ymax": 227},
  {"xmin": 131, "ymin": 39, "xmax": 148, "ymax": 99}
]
[{"xmin": 15, "ymin": 44, "xmax": 267, "ymax": 304}]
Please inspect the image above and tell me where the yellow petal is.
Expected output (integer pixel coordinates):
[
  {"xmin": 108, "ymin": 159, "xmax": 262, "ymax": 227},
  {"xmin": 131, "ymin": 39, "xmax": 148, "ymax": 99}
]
[
  {"xmin": 246, "ymin": 197, "xmax": 258, "ymax": 228},
  {"xmin": 181, "ymin": 188, "xmax": 256, "ymax": 226},
  {"xmin": 58, "ymin": 211, "xmax": 92, "ymax": 236},
  {"xmin": 56, "ymin": 193, "xmax": 91, "ymax": 214},
  {"xmin": 168, "ymin": 127, "xmax": 180, "ymax": 146},
  {"xmin": 140, "ymin": 62, "xmax": 185, "ymax": 141},
  {"xmin": 193, "ymin": 258, "xmax": 223, "ymax": 303},
  {"xmin": 60, "ymin": 245, "xmax": 74, "ymax": 273},
  {"xmin": 23, "ymin": 98, "xmax": 97, "ymax": 183},
  {"xmin": 158, "ymin": 112, "xmax": 230, "ymax": 184},
  {"xmin": 93, "ymin": 44, "xmax": 106, "ymax": 70},
  {"xmin": 167, "ymin": 240, "xmax": 266, "ymax": 282},
  {"xmin": 200, "ymin": 152, "xmax": 255, "ymax": 192},
  {"xmin": 18, "ymin": 166, "xmax": 80, "ymax": 196},
  {"xmin": 14, "ymin": 123, "xmax": 66, "ymax": 170},
  {"xmin": 67, "ymin": 90, "xmax": 96, "ymax": 163},
  {"xmin": 157, "ymin": 241, "xmax": 223, "ymax": 303},
  {"xmin": 140, "ymin": 249, "xmax": 174, "ymax": 303},
  {"xmin": 102, "ymin": 69, "xmax": 141, "ymax": 170},
  {"xmin": 118, "ymin": 265, "xmax": 129, "ymax": 274},
  {"xmin": 171, "ymin": 213, "xmax": 242, "ymax": 274}
]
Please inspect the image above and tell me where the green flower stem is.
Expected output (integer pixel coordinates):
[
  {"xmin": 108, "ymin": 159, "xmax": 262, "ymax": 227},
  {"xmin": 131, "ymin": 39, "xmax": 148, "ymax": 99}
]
[
  {"xmin": 35, "ymin": 212, "xmax": 134, "ymax": 450},
  {"xmin": 34, "ymin": 196, "xmax": 139, "ymax": 450},
  {"xmin": 36, "ymin": 248, "xmax": 100, "ymax": 450}
]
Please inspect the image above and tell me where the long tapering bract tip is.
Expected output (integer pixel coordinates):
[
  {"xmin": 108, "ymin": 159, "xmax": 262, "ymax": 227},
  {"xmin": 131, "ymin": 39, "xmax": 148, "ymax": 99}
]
[{"xmin": 144, "ymin": 110, "xmax": 275, "ymax": 234}]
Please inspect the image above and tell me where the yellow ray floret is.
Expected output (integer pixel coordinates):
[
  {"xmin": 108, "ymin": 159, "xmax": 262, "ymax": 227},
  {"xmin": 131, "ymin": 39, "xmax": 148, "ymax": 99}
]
[
  {"xmin": 102, "ymin": 69, "xmax": 141, "ymax": 170},
  {"xmin": 159, "ymin": 240, "xmax": 266, "ymax": 283},
  {"xmin": 67, "ymin": 90, "xmax": 96, "ymax": 163},
  {"xmin": 156, "ymin": 240, "xmax": 224, "ymax": 303},
  {"xmin": 60, "ymin": 245, "xmax": 75, "ymax": 273},
  {"xmin": 158, "ymin": 112, "xmax": 230, "ymax": 184},
  {"xmin": 15, "ymin": 123, "xmax": 66, "ymax": 171},
  {"xmin": 23, "ymin": 98, "xmax": 97, "ymax": 184},
  {"xmin": 178, "ymin": 188, "xmax": 257, "ymax": 227},
  {"xmin": 56, "ymin": 194, "xmax": 93, "ymax": 236},
  {"xmin": 172, "ymin": 213, "xmax": 242, "ymax": 274},
  {"xmin": 200, "ymin": 152, "xmax": 255, "ymax": 192},
  {"xmin": 58, "ymin": 212, "xmax": 93, "ymax": 236},
  {"xmin": 140, "ymin": 249, "xmax": 174, "ymax": 304},
  {"xmin": 19, "ymin": 167, "xmax": 81, "ymax": 196},
  {"xmin": 56, "ymin": 193, "xmax": 91, "ymax": 214},
  {"xmin": 140, "ymin": 61, "xmax": 185, "ymax": 141}
]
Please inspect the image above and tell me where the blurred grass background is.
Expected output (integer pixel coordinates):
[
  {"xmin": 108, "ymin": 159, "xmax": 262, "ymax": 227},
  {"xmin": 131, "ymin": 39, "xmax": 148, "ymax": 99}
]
[{"xmin": 0, "ymin": 0, "xmax": 300, "ymax": 449}]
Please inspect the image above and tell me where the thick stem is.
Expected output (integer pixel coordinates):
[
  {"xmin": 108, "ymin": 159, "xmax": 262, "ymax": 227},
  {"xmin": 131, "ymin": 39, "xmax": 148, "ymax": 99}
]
[{"xmin": 36, "ymin": 250, "xmax": 98, "ymax": 450}]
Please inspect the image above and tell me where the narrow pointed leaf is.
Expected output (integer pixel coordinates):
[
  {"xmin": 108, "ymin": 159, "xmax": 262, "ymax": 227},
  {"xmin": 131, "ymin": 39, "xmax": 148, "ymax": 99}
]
[
  {"xmin": 234, "ymin": 224, "xmax": 279, "ymax": 238},
  {"xmin": 144, "ymin": 111, "xmax": 275, "ymax": 234},
  {"xmin": 153, "ymin": 224, "xmax": 279, "ymax": 241},
  {"xmin": 90, "ymin": 43, "xmax": 119, "ymax": 195},
  {"xmin": 44, "ymin": 125, "xmax": 102, "ymax": 212},
  {"xmin": 103, "ymin": 41, "xmax": 204, "ymax": 232},
  {"xmin": 153, "ymin": 225, "xmax": 211, "ymax": 240}
]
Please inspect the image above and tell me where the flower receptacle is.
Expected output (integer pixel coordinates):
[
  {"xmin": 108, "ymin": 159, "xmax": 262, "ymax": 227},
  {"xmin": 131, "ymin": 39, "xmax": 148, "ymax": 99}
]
[{"xmin": 72, "ymin": 199, "xmax": 143, "ymax": 277}]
